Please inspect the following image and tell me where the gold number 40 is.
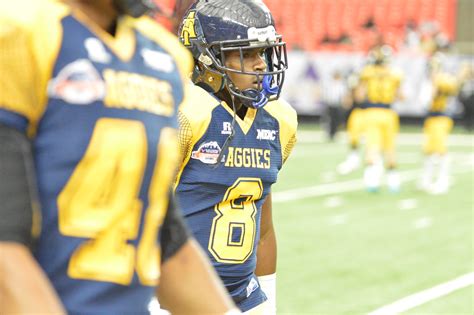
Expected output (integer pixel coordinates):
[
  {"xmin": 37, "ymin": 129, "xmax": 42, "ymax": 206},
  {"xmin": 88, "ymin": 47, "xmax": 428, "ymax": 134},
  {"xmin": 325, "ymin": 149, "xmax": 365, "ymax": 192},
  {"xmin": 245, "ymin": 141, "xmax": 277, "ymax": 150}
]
[{"xmin": 58, "ymin": 118, "xmax": 178, "ymax": 286}]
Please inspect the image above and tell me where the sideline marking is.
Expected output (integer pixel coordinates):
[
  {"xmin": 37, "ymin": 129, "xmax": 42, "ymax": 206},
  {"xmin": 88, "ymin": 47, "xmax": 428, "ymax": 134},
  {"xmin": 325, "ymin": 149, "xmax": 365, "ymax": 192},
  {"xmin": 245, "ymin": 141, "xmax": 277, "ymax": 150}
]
[
  {"xmin": 297, "ymin": 131, "xmax": 474, "ymax": 146},
  {"xmin": 398, "ymin": 199, "xmax": 418, "ymax": 211},
  {"xmin": 273, "ymin": 169, "xmax": 420, "ymax": 203},
  {"xmin": 274, "ymin": 153, "xmax": 474, "ymax": 203},
  {"xmin": 368, "ymin": 272, "xmax": 474, "ymax": 315}
]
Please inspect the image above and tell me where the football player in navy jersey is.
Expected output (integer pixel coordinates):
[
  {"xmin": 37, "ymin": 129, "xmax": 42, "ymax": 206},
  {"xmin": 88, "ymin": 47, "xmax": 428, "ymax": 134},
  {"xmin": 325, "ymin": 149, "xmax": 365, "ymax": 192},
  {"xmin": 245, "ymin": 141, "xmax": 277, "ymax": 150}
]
[
  {"xmin": 0, "ymin": 1, "xmax": 237, "ymax": 314},
  {"xmin": 174, "ymin": 0, "xmax": 298, "ymax": 313}
]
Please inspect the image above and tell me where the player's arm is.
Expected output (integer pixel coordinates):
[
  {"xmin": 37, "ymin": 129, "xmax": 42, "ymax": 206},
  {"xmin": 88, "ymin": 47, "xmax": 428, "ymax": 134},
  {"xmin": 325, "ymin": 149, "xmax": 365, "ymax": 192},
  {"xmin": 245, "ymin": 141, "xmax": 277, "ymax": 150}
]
[
  {"xmin": 255, "ymin": 193, "xmax": 277, "ymax": 313},
  {"xmin": 157, "ymin": 194, "xmax": 238, "ymax": 314},
  {"xmin": 0, "ymin": 124, "xmax": 65, "ymax": 314},
  {"xmin": 256, "ymin": 193, "xmax": 277, "ymax": 276}
]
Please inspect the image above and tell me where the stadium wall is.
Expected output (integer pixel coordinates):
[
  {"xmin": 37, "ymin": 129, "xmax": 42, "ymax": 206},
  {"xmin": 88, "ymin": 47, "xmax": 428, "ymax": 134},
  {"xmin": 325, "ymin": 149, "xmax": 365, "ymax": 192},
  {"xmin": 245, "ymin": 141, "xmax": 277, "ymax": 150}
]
[{"xmin": 282, "ymin": 52, "xmax": 472, "ymax": 118}]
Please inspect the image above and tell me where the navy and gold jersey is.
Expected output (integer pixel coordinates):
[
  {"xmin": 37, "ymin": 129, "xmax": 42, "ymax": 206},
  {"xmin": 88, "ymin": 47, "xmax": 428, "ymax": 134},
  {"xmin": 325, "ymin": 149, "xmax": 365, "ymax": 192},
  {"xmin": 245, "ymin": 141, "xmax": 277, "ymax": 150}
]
[
  {"xmin": 423, "ymin": 72, "xmax": 458, "ymax": 154},
  {"xmin": 360, "ymin": 64, "xmax": 403, "ymax": 107},
  {"xmin": 0, "ymin": 0, "xmax": 192, "ymax": 314},
  {"xmin": 175, "ymin": 85, "xmax": 297, "ymax": 311}
]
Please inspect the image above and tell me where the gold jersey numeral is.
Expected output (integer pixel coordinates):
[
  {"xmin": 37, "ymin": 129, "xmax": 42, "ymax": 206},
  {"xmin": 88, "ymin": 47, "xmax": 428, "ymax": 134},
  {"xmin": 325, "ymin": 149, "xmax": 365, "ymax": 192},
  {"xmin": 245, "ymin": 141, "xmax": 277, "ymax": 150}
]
[
  {"xmin": 58, "ymin": 118, "xmax": 177, "ymax": 286},
  {"xmin": 209, "ymin": 178, "xmax": 263, "ymax": 264}
]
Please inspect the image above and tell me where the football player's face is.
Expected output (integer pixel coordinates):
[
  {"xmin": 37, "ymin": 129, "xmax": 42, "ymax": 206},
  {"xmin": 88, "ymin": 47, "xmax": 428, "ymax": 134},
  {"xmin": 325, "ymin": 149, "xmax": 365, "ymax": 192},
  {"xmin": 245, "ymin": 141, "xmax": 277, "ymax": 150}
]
[{"xmin": 224, "ymin": 48, "xmax": 267, "ymax": 91}]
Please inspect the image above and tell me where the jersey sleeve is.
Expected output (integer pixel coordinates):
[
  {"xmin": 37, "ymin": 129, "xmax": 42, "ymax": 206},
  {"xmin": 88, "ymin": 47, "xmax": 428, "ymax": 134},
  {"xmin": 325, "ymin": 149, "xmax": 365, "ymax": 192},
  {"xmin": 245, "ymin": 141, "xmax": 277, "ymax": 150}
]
[
  {"xmin": 174, "ymin": 84, "xmax": 221, "ymax": 185},
  {"xmin": 279, "ymin": 101, "xmax": 298, "ymax": 164},
  {"xmin": 0, "ymin": 0, "xmax": 64, "ymax": 135},
  {"xmin": 177, "ymin": 108, "xmax": 194, "ymax": 163},
  {"xmin": 0, "ymin": 12, "xmax": 39, "ymax": 133},
  {"xmin": 264, "ymin": 99, "xmax": 298, "ymax": 165},
  {"xmin": 283, "ymin": 133, "xmax": 297, "ymax": 164}
]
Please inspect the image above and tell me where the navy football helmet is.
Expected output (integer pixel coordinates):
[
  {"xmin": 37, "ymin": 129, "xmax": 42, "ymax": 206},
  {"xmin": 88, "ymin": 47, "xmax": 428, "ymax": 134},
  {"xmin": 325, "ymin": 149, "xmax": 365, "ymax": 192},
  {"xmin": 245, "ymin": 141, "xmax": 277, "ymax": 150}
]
[{"xmin": 178, "ymin": 0, "xmax": 287, "ymax": 108}]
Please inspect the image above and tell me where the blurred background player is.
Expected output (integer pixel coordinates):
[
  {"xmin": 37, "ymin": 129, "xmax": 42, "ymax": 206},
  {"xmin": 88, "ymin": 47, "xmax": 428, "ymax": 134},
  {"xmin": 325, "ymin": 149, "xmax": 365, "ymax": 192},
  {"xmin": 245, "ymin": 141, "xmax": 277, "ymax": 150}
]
[
  {"xmin": 457, "ymin": 62, "xmax": 474, "ymax": 131},
  {"xmin": 321, "ymin": 70, "xmax": 351, "ymax": 141},
  {"xmin": 358, "ymin": 45, "xmax": 404, "ymax": 192},
  {"xmin": 337, "ymin": 72, "xmax": 366, "ymax": 175},
  {"xmin": 173, "ymin": 0, "xmax": 297, "ymax": 313},
  {"xmin": 419, "ymin": 53, "xmax": 459, "ymax": 194},
  {"xmin": 0, "ymin": 0, "xmax": 238, "ymax": 314}
]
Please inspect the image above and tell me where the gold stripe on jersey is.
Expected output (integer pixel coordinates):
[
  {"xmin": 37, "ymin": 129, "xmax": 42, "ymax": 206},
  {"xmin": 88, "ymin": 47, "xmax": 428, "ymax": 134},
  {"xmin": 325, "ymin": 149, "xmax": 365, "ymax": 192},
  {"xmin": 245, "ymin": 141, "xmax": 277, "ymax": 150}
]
[
  {"xmin": 174, "ymin": 84, "xmax": 221, "ymax": 188},
  {"xmin": 221, "ymin": 102, "xmax": 257, "ymax": 135},
  {"xmin": 0, "ymin": 0, "xmax": 67, "ymax": 136},
  {"xmin": 263, "ymin": 99, "xmax": 298, "ymax": 164}
]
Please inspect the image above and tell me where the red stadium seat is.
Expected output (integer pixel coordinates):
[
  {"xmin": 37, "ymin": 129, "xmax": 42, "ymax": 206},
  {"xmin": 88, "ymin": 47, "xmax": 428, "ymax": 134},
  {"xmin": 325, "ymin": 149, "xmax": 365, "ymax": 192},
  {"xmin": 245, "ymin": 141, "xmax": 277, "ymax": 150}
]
[{"xmin": 262, "ymin": 0, "xmax": 457, "ymax": 52}]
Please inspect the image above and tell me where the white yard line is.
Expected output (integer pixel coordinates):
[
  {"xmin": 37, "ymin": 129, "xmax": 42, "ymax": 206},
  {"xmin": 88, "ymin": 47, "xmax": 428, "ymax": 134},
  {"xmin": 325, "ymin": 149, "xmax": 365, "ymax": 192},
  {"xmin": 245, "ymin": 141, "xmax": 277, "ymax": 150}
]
[
  {"xmin": 297, "ymin": 131, "xmax": 474, "ymax": 146},
  {"xmin": 273, "ymin": 169, "xmax": 420, "ymax": 203},
  {"xmin": 272, "ymin": 153, "xmax": 474, "ymax": 202},
  {"xmin": 278, "ymin": 131, "xmax": 474, "ymax": 312},
  {"xmin": 368, "ymin": 272, "xmax": 474, "ymax": 315}
]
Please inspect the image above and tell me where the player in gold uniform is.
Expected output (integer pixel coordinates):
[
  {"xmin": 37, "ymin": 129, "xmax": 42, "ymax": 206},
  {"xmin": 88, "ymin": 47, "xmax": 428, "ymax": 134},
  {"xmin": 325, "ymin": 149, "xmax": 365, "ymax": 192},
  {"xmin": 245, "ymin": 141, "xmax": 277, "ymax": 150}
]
[
  {"xmin": 358, "ymin": 46, "xmax": 403, "ymax": 192},
  {"xmin": 419, "ymin": 54, "xmax": 459, "ymax": 194},
  {"xmin": 0, "ymin": 1, "xmax": 238, "ymax": 314}
]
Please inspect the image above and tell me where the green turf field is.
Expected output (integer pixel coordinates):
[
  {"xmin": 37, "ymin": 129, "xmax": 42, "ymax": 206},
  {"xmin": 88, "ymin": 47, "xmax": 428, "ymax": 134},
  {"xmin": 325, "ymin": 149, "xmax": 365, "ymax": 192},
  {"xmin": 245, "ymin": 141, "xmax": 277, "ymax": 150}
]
[{"xmin": 273, "ymin": 125, "xmax": 473, "ymax": 314}]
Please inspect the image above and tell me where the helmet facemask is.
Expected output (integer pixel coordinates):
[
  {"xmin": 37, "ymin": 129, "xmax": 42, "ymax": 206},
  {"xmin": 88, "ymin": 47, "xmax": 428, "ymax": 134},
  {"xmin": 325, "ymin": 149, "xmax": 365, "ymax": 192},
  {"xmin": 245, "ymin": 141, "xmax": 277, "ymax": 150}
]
[
  {"xmin": 179, "ymin": 0, "xmax": 288, "ymax": 109},
  {"xmin": 214, "ymin": 37, "xmax": 287, "ymax": 109},
  {"xmin": 183, "ymin": 19, "xmax": 287, "ymax": 108}
]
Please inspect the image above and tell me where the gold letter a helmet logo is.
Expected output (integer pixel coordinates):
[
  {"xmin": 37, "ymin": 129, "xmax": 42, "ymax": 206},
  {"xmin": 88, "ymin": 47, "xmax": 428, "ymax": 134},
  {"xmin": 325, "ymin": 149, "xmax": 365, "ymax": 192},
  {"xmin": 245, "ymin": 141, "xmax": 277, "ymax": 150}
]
[{"xmin": 181, "ymin": 11, "xmax": 197, "ymax": 47}]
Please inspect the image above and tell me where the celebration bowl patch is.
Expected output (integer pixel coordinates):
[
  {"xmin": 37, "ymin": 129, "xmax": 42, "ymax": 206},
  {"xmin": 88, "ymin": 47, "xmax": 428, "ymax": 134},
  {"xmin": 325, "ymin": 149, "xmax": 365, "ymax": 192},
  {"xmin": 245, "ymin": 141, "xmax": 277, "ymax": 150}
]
[
  {"xmin": 48, "ymin": 59, "xmax": 105, "ymax": 104},
  {"xmin": 191, "ymin": 141, "xmax": 221, "ymax": 164}
]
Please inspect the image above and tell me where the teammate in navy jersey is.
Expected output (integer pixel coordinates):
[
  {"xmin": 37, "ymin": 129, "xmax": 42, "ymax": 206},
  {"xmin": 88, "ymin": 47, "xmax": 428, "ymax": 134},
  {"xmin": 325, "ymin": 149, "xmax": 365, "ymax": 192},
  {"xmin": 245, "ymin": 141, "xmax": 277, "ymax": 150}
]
[
  {"xmin": 174, "ymin": 0, "xmax": 298, "ymax": 313},
  {"xmin": 0, "ymin": 1, "xmax": 237, "ymax": 314}
]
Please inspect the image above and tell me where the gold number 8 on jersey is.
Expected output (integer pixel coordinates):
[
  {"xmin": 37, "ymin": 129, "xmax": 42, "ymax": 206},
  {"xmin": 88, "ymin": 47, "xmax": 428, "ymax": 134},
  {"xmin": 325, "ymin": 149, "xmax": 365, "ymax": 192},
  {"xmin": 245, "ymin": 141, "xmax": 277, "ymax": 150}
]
[{"xmin": 209, "ymin": 178, "xmax": 263, "ymax": 263}]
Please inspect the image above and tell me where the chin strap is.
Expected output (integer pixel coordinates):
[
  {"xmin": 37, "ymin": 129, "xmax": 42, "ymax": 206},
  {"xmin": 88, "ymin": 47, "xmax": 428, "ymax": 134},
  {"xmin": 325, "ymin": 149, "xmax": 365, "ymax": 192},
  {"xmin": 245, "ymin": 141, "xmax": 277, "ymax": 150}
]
[{"xmin": 241, "ymin": 75, "xmax": 280, "ymax": 109}]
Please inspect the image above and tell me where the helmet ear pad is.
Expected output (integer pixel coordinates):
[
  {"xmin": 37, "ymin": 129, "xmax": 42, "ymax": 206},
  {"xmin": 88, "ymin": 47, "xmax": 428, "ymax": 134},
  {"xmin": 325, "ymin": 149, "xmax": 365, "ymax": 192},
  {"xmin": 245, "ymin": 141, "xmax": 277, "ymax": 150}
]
[{"xmin": 192, "ymin": 65, "xmax": 225, "ymax": 94}]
